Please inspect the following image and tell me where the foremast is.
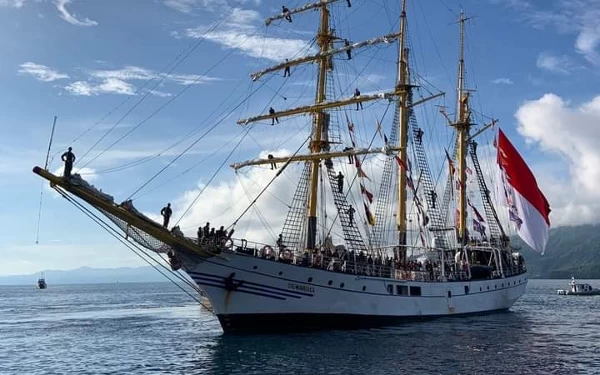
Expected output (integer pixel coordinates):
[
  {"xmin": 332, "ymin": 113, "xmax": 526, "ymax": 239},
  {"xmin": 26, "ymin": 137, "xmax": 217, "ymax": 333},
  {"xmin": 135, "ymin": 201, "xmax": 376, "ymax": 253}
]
[
  {"xmin": 396, "ymin": 0, "xmax": 409, "ymax": 246},
  {"xmin": 236, "ymin": 0, "xmax": 420, "ymax": 252},
  {"xmin": 455, "ymin": 11, "xmax": 471, "ymax": 244}
]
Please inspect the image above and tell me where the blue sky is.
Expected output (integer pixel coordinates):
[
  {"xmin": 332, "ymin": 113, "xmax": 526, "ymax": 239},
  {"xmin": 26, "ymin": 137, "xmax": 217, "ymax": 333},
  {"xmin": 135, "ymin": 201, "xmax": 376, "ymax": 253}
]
[{"xmin": 2, "ymin": 0, "xmax": 600, "ymax": 276}]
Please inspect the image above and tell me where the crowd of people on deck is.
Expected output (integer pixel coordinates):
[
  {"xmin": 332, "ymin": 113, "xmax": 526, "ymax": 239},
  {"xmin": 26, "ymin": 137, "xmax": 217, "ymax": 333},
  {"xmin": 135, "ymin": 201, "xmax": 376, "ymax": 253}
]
[{"xmin": 230, "ymin": 235, "xmax": 525, "ymax": 282}]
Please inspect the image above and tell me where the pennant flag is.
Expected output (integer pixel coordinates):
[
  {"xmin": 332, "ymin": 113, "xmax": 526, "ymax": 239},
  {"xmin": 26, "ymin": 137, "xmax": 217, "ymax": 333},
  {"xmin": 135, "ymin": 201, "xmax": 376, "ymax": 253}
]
[
  {"xmin": 454, "ymin": 209, "xmax": 460, "ymax": 227},
  {"xmin": 376, "ymin": 120, "xmax": 383, "ymax": 139},
  {"xmin": 395, "ymin": 156, "xmax": 408, "ymax": 171},
  {"xmin": 472, "ymin": 205, "xmax": 485, "ymax": 223},
  {"xmin": 346, "ymin": 118, "xmax": 355, "ymax": 133},
  {"xmin": 472, "ymin": 219, "xmax": 486, "ymax": 236},
  {"xmin": 346, "ymin": 117, "xmax": 357, "ymax": 147},
  {"xmin": 493, "ymin": 136, "xmax": 497, "ymax": 148},
  {"xmin": 357, "ymin": 167, "xmax": 370, "ymax": 180},
  {"xmin": 467, "ymin": 200, "xmax": 485, "ymax": 222},
  {"xmin": 465, "ymin": 166, "xmax": 473, "ymax": 175},
  {"xmin": 406, "ymin": 175, "xmax": 414, "ymax": 190},
  {"xmin": 445, "ymin": 149, "xmax": 455, "ymax": 175},
  {"xmin": 360, "ymin": 183, "xmax": 374, "ymax": 204},
  {"xmin": 496, "ymin": 128, "xmax": 551, "ymax": 253},
  {"xmin": 419, "ymin": 228, "xmax": 426, "ymax": 247},
  {"xmin": 375, "ymin": 121, "xmax": 389, "ymax": 144},
  {"xmin": 364, "ymin": 202, "xmax": 376, "ymax": 226}
]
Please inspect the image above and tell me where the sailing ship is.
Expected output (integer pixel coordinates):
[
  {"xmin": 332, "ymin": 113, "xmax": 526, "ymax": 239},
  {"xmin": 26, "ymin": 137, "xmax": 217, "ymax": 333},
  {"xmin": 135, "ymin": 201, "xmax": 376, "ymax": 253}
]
[
  {"xmin": 37, "ymin": 273, "xmax": 47, "ymax": 289},
  {"xmin": 33, "ymin": 0, "xmax": 551, "ymax": 333}
]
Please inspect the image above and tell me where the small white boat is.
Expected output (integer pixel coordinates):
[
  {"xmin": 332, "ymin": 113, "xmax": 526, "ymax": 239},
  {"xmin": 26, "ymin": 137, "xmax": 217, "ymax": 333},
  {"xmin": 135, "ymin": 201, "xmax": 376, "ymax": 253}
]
[{"xmin": 557, "ymin": 277, "xmax": 600, "ymax": 296}]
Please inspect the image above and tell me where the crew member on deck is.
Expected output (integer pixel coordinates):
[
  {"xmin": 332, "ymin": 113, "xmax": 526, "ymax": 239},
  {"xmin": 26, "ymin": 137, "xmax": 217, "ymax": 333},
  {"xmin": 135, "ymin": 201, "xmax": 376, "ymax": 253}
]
[
  {"xmin": 268, "ymin": 154, "xmax": 277, "ymax": 170},
  {"xmin": 337, "ymin": 171, "xmax": 344, "ymax": 193},
  {"xmin": 283, "ymin": 59, "xmax": 291, "ymax": 77},
  {"xmin": 354, "ymin": 88, "xmax": 363, "ymax": 110},
  {"xmin": 282, "ymin": 6, "xmax": 292, "ymax": 22},
  {"xmin": 160, "ymin": 203, "xmax": 172, "ymax": 228},
  {"xmin": 61, "ymin": 147, "xmax": 76, "ymax": 178},
  {"xmin": 197, "ymin": 226, "xmax": 203, "ymax": 244},
  {"xmin": 269, "ymin": 107, "xmax": 279, "ymax": 125},
  {"xmin": 203, "ymin": 222, "xmax": 210, "ymax": 238},
  {"xmin": 277, "ymin": 233, "xmax": 284, "ymax": 250}
]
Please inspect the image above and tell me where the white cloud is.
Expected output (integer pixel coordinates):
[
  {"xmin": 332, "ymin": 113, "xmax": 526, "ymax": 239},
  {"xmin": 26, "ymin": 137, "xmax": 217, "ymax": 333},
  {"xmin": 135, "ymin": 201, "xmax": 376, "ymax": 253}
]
[
  {"xmin": 55, "ymin": 0, "xmax": 98, "ymax": 27},
  {"xmin": 18, "ymin": 62, "xmax": 69, "ymax": 82},
  {"xmin": 0, "ymin": 0, "xmax": 26, "ymax": 8},
  {"xmin": 164, "ymin": 0, "xmax": 200, "ymax": 13},
  {"xmin": 164, "ymin": 0, "xmax": 261, "ymax": 13},
  {"xmin": 185, "ymin": 7, "xmax": 314, "ymax": 62},
  {"xmin": 501, "ymin": 0, "xmax": 600, "ymax": 66},
  {"xmin": 63, "ymin": 65, "xmax": 219, "ymax": 96},
  {"xmin": 491, "ymin": 77, "xmax": 513, "ymax": 85},
  {"xmin": 536, "ymin": 52, "xmax": 578, "ymax": 75},
  {"xmin": 515, "ymin": 93, "xmax": 600, "ymax": 226},
  {"xmin": 89, "ymin": 66, "xmax": 218, "ymax": 85},
  {"xmin": 65, "ymin": 78, "xmax": 136, "ymax": 96}
]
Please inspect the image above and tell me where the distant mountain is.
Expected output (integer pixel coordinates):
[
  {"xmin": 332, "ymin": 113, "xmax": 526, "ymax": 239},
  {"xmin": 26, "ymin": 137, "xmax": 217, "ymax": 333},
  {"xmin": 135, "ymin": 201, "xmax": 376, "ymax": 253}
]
[
  {"xmin": 515, "ymin": 224, "xmax": 600, "ymax": 279},
  {"xmin": 0, "ymin": 266, "xmax": 174, "ymax": 285}
]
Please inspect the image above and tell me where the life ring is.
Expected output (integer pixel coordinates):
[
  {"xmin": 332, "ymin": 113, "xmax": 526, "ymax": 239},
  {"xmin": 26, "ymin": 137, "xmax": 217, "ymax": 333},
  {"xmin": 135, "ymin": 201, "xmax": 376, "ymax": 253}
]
[
  {"xmin": 281, "ymin": 249, "xmax": 292, "ymax": 260},
  {"xmin": 219, "ymin": 237, "xmax": 233, "ymax": 249}
]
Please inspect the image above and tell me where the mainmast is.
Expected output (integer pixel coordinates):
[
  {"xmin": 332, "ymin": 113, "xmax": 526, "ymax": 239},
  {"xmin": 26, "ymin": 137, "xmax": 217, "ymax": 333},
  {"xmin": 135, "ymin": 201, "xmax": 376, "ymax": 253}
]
[
  {"xmin": 305, "ymin": 1, "xmax": 332, "ymax": 250},
  {"xmin": 455, "ymin": 11, "xmax": 471, "ymax": 244},
  {"xmin": 396, "ymin": 0, "xmax": 409, "ymax": 246}
]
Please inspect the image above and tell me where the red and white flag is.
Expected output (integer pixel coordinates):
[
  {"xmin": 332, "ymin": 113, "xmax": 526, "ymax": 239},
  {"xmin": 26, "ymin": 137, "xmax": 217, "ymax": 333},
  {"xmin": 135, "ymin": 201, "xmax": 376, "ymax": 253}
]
[{"xmin": 496, "ymin": 129, "xmax": 551, "ymax": 253}]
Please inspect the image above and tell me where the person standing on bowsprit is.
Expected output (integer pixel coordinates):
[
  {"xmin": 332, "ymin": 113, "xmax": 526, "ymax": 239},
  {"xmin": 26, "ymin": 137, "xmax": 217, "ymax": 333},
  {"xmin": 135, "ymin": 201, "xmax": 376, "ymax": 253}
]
[
  {"xmin": 160, "ymin": 203, "xmax": 172, "ymax": 228},
  {"xmin": 61, "ymin": 147, "xmax": 76, "ymax": 178}
]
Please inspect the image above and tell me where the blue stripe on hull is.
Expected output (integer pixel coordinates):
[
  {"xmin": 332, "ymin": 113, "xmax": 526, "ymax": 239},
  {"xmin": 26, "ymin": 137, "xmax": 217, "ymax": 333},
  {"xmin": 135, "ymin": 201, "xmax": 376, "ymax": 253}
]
[
  {"xmin": 191, "ymin": 277, "xmax": 291, "ymax": 301},
  {"xmin": 217, "ymin": 309, "xmax": 511, "ymax": 334},
  {"xmin": 187, "ymin": 270, "xmax": 314, "ymax": 297}
]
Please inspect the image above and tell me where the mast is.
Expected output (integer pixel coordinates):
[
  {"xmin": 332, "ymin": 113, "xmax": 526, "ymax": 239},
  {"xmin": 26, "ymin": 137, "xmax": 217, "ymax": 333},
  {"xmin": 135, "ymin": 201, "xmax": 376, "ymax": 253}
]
[
  {"xmin": 306, "ymin": 1, "xmax": 331, "ymax": 250},
  {"xmin": 396, "ymin": 0, "xmax": 409, "ymax": 246},
  {"xmin": 456, "ymin": 11, "xmax": 471, "ymax": 244}
]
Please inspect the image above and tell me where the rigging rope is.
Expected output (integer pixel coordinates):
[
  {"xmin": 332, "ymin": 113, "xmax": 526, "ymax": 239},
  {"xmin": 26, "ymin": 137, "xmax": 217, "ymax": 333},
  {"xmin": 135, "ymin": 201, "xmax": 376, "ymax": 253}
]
[
  {"xmin": 73, "ymin": 13, "xmax": 235, "ymax": 168},
  {"xmin": 228, "ymin": 134, "xmax": 312, "ymax": 229},
  {"xmin": 35, "ymin": 116, "xmax": 58, "ymax": 245},
  {"xmin": 54, "ymin": 186, "xmax": 213, "ymax": 312},
  {"xmin": 125, "ymin": 78, "xmax": 275, "ymax": 200}
]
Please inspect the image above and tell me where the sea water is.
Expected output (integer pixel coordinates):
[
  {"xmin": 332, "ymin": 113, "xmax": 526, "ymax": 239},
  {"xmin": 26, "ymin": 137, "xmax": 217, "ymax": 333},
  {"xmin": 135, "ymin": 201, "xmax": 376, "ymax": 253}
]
[{"xmin": 0, "ymin": 280, "xmax": 598, "ymax": 374}]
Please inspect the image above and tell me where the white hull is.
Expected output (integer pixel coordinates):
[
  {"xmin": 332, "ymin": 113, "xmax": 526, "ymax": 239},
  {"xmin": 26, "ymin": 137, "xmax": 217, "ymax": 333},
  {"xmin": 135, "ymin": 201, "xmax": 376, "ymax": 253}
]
[{"xmin": 181, "ymin": 251, "xmax": 528, "ymax": 333}]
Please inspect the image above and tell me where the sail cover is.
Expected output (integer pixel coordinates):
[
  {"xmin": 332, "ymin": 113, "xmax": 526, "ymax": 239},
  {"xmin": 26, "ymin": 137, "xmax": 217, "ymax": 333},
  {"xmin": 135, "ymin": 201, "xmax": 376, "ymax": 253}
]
[{"xmin": 496, "ymin": 129, "xmax": 551, "ymax": 253}]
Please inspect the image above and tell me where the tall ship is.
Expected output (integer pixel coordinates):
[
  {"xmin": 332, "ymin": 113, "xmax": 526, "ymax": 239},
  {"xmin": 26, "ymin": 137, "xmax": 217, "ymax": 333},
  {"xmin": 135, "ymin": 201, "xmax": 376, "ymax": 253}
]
[{"xmin": 33, "ymin": 0, "xmax": 551, "ymax": 333}]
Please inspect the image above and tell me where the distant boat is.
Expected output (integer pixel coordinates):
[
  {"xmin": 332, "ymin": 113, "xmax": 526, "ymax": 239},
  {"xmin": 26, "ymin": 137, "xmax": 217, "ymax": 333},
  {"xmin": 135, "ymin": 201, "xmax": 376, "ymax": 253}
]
[
  {"xmin": 37, "ymin": 273, "xmax": 47, "ymax": 289},
  {"xmin": 557, "ymin": 277, "xmax": 600, "ymax": 296}
]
